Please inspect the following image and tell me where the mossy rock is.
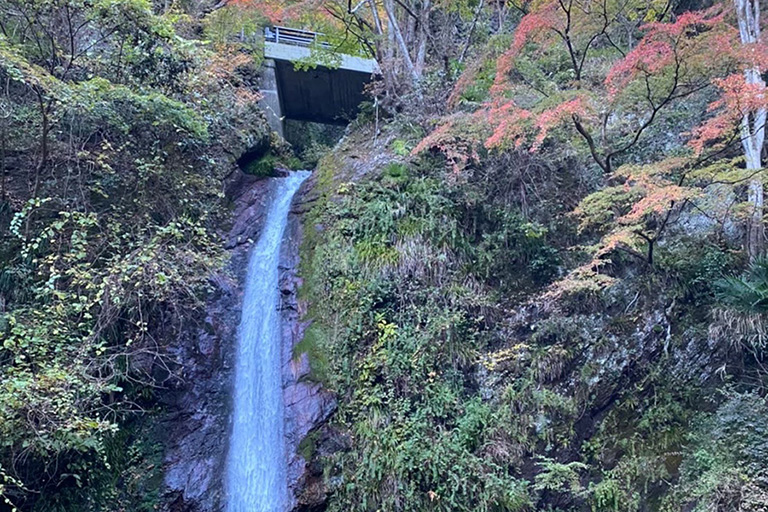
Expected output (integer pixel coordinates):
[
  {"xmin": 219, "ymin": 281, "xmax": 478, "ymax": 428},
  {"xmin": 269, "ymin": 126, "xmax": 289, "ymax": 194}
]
[
  {"xmin": 243, "ymin": 153, "xmax": 281, "ymax": 177},
  {"xmin": 298, "ymin": 430, "xmax": 321, "ymax": 461}
]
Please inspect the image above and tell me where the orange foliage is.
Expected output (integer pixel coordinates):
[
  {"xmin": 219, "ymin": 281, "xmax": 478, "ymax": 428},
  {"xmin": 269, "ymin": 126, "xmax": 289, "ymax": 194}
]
[
  {"xmin": 543, "ymin": 261, "xmax": 616, "ymax": 303},
  {"xmin": 605, "ymin": 6, "xmax": 732, "ymax": 96},
  {"xmin": 190, "ymin": 48, "xmax": 263, "ymax": 109},
  {"xmin": 484, "ymin": 101, "xmax": 532, "ymax": 150},
  {"xmin": 488, "ymin": 0, "xmax": 559, "ymax": 101},
  {"xmin": 448, "ymin": 57, "xmax": 484, "ymax": 108},
  {"xmin": 531, "ymin": 96, "xmax": 588, "ymax": 151},
  {"xmin": 689, "ymin": 73, "xmax": 768, "ymax": 154},
  {"xmin": 620, "ymin": 185, "xmax": 697, "ymax": 224},
  {"xmin": 484, "ymin": 94, "xmax": 594, "ymax": 152},
  {"xmin": 422, "ymin": 1, "xmax": 758, "ymax": 178},
  {"xmin": 412, "ymin": 113, "xmax": 485, "ymax": 173},
  {"xmin": 481, "ymin": 3, "xmax": 739, "ymax": 164},
  {"xmin": 614, "ymin": 159, "xmax": 697, "ymax": 225}
]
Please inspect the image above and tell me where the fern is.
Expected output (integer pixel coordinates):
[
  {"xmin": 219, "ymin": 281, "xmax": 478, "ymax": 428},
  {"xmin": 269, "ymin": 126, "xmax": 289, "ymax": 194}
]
[{"xmin": 714, "ymin": 259, "xmax": 768, "ymax": 314}]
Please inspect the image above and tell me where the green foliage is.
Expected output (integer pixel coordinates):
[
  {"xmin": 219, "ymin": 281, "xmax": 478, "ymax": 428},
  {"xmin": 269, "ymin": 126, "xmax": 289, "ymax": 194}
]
[
  {"xmin": 663, "ymin": 391, "xmax": 768, "ymax": 512},
  {"xmin": 244, "ymin": 153, "xmax": 282, "ymax": 177},
  {"xmin": 66, "ymin": 77, "xmax": 209, "ymax": 138},
  {"xmin": 471, "ymin": 208, "xmax": 560, "ymax": 288},
  {"xmin": 573, "ymin": 186, "xmax": 635, "ymax": 235},
  {"xmin": 299, "ymin": 158, "xmax": 540, "ymax": 511},
  {"xmin": 291, "ymin": 3, "xmax": 768, "ymax": 512},
  {"xmin": 300, "ymin": 130, "xmax": 731, "ymax": 512},
  {"xmin": 1, "ymin": 1, "xmax": 764, "ymax": 511},
  {"xmin": 589, "ymin": 477, "xmax": 633, "ymax": 512},
  {"xmin": 0, "ymin": 0, "xmax": 269, "ymax": 507},
  {"xmin": 384, "ymin": 162, "xmax": 409, "ymax": 181},
  {"xmin": 391, "ymin": 139, "xmax": 412, "ymax": 157},
  {"xmin": 710, "ymin": 258, "xmax": 768, "ymax": 350},
  {"xmin": 534, "ymin": 457, "xmax": 587, "ymax": 494},
  {"xmin": 298, "ymin": 430, "xmax": 321, "ymax": 461},
  {"xmin": 203, "ymin": 4, "xmax": 265, "ymax": 55},
  {"xmin": 292, "ymin": 324, "xmax": 330, "ymax": 383},
  {"xmin": 284, "ymin": 120, "xmax": 344, "ymax": 168},
  {"xmin": 715, "ymin": 259, "xmax": 768, "ymax": 314},
  {"xmin": 30, "ymin": 416, "xmax": 164, "ymax": 512},
  {"xmin": 657, "ymin": 239, "xmax": 735, "ymax": 306}
]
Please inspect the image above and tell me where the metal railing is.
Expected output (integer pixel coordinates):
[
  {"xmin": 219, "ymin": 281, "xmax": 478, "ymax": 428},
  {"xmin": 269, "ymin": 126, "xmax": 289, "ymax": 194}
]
[{"xmin": 264, "ymin": 26, "xmax": 330, "ymax": 49}]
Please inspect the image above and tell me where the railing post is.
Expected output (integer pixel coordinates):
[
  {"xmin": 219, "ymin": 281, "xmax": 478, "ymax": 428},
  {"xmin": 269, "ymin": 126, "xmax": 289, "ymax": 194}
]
[{"xmin": 265, "ymin": 26, "xmax": 321, "ymax": 48}]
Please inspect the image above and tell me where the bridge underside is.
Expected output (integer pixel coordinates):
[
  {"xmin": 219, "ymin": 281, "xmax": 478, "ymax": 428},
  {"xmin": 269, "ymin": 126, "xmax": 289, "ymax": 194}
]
[
  {"xmin": 273, "ymin": 60, "xmax": 371, "ymax": 125},
  {"xmin": 260, "ymin": 41, "xmax": 378, "ymax": 135}
]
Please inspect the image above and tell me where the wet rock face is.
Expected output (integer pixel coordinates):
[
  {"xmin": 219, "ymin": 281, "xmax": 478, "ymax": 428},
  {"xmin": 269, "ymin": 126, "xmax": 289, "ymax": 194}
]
[
  {"xmin": 280, "ymin": 194, "xmax": 337, "ymax": 512},
  {"xmin": 159, "ymin": 255, "xmax": 240, "ymax": 512},
  {"xmin": 160, "ymin": 171, "xmax": 333, "ymax": 512}
]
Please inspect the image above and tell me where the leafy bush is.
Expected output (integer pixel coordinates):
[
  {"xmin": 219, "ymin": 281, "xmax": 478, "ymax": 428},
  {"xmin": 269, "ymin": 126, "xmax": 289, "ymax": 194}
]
[
  {"xmin": 243, "ymin": 153, "xmax": 281, "ymax": 177},
  {"xmin": 657, "ymin": 239, "xmax": 735, "ymax": 306}
]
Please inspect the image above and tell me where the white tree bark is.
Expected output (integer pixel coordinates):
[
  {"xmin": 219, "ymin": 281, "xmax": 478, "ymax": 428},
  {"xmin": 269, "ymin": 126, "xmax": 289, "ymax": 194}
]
[
  {"xmin": 414, "ymin": 0, "xmax": 430, "ymax": 76},
  {"xmin": 383, "ymin": 0, "xmax": 419, "ymax": 81},
  {"xmin": 735, "ymin": 0, "xmax": 766, "ymax": 261},
  {"xmin": 368, "ymin": 0, "xmax": 384, "ymax": 35},
  {"xmin": 366, "ymin": 0, "xmax": 395, "ymax": 93}
]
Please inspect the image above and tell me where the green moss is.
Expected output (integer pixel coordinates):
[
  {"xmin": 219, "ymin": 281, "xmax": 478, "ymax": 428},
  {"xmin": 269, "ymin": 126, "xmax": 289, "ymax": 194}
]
[
  {"xmin": 286, "ymin": 156, "xmax": 304, "ymax": 170},
  {"xmin": 382, "ymin": 162, "xmax": 409, "ymax": 185},
  {"xmin": 390, "ymin": 139, "xmax": 411, "ymax": 157},
  {"xmin": 296, "ymin": 150, "xmax": 345, "ymax": 303},
  {"xmin": 294, "ymin": 147, "xmax": 348, "ymax": 387},
  {"xmin": 298, "ymin": 430, "xmax": 321, "ymax": 461},
  {"xmin": 243, "ymin": 153, "xmax": 280, "ymax": 177},
  {"xmin": 292, "ymin": 324, "xmax": 330, "ymax": 384},
  {"xmin": 242, "ymin": 151, "xmax": 308, "ymax": 177}
]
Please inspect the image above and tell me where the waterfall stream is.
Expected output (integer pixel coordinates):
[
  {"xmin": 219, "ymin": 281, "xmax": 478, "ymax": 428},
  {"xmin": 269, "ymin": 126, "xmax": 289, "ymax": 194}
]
[{"xmin": 226, "ymin": 171, "xmax": 310, "ymax": 512}]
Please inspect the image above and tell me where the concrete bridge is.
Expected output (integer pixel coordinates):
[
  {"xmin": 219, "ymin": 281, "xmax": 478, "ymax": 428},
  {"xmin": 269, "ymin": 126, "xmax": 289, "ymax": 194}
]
[{"xmin": 260, "ymin": 27, "xmax": 379, "ymax": 136}]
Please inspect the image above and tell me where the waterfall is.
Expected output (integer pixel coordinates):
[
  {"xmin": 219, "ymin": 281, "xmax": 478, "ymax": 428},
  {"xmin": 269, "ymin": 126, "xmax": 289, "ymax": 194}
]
[{"xmin": 226, "ymin": 171, "xmax": 310, "ymax": 512}]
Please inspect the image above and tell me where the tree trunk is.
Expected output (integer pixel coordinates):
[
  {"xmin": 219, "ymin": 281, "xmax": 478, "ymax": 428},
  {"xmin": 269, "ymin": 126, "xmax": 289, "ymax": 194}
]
[
  {"xmin": 747, "ymin": 178, "xmax": 765, "ymax": 261},
  {"xmin": 1, "ymin": 115, "xmax": 6, "ymax": 204},
  {"xmin": 414, "ymin": 0, "xmax": 430, "ymax": 76},
  {"xmin": 367, "ymin": 0, "xmax": 396, "ymax": 96},
  {"xmin": 459, "ymin": 0, "xmax": 485, "ymax": 64},
  {"xmin": 735, "ymin": 0, "xmax": 766, "ymax": 261},
  {"xmin": 33, "ymin": 93, "xmax": 49, "ymax": 201},
  {"xmin": 0, "ymin": 76, "xmax": 7, "ymax": 204},
  {"xmin": 383, "ymin": 0, "xmax": 418, "ymax": 82}
]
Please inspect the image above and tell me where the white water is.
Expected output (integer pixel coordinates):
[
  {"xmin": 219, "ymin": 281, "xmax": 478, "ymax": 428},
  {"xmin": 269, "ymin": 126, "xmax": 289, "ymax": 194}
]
[{"xmin": 226, "ymin": 171, "xmax": 310, "ymax": 512}]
